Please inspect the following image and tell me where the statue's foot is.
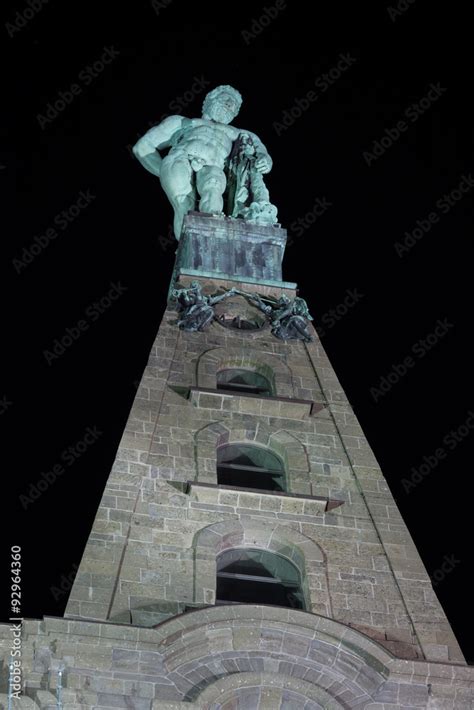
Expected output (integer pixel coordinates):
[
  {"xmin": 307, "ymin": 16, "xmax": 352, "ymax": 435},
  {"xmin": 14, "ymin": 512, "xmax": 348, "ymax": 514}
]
[{"xmin": 242, "ymin": 201, "xmax": 278, "ymax": 225}]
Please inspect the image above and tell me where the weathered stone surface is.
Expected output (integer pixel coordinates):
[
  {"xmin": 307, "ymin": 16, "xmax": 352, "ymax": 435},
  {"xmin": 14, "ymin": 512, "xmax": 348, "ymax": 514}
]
[
  {"xmin": 1, "ymin": 610, "xmax": 473, "ymax": 708},
  {"xmin": 5, "ymin": 211, "xmax": 469, "ymax": 707},
  {"xmin": 174, "ymin": 212, "xmax": 288, "ymax": 285}
]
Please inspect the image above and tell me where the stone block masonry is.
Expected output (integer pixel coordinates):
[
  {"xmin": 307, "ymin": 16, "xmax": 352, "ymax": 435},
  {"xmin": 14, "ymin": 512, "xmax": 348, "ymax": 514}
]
[
  {"xmin": 58, "ymin": 271, "xmax": 465, "ymax": 668},
  {"xmin": 3, "ymin": 211, "xmax": 472, "ymax": 707},
  {"xmin": 0, "ymin": 611, "xmax": 472, "ymax": 708}
]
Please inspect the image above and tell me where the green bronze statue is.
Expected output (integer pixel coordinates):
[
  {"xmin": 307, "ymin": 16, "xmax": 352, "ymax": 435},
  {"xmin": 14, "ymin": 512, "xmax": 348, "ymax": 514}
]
[
  {"xmin": 133, "ymin": 85, "xmax": 278, "ymax": 239},
  {"xmin": 235, "ymin": 290, "xmax": 314, "ymax": 342},
  {"xmin": 171, "ymin": 281, "xmax": 237, "ymax": 331}
]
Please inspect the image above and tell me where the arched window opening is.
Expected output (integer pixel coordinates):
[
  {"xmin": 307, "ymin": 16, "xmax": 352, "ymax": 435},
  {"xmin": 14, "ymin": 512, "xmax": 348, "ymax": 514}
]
[
  {"xmin": 217, "ymin": 444, "xmax": 285, "ymax": 491},
  {"xmin": 216, "ymin": 368, "xmax": 272, "ymax": 396},
  {"xmin": 216, "ymin": 548, "xmax": 304, "ymax": 609}
]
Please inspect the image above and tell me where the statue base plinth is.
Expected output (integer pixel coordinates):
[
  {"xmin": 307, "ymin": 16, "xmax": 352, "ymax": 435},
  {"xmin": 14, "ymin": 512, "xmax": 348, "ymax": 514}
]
[{"xmin": 171, "ymin": 212, "xmax": 289, "ymax": 294}]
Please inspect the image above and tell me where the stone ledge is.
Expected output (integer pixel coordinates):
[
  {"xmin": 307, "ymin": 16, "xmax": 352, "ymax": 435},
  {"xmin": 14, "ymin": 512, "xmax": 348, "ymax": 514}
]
[
  {"xmin": 178, "ymin": 268, "xmax": 297, "ymax": 290},
  {"xmin": 174, "ymin": 272, "xmax": 297, "ymax": 298},
  {"xmin": 189, "ymin": 386, "xmax": 326, "ymax": 418},
  {"xmin": 187, "ymin": 481, "xmax": 344, "ymax": 512}
]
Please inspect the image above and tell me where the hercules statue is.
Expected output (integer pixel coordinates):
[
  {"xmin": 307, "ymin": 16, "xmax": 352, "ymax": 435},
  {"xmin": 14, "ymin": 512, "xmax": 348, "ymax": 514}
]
[{"xmin": 132, "ymin": 85, "xmax": 277, "ymax": 239}]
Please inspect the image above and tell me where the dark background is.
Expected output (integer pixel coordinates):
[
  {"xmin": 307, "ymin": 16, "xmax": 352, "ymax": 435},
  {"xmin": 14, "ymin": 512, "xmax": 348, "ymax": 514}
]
[{"xmin": 2, "ymin": 1, "xmax": 473, "ymax": 661}]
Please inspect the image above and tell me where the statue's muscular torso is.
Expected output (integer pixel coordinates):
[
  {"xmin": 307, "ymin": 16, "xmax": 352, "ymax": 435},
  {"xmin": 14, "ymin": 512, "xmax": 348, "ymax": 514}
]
[{"xmin": 168, "ymin": 117, "xmax": 241, "ymax": 168}]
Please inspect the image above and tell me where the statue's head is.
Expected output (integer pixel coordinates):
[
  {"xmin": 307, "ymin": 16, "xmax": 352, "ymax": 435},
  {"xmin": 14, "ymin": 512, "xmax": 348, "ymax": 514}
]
[
  {"xmin": 202, "ymin": 85, "xmax": 242, "ymax": 124},
  {"xmin": 240, "ymin": 133, "xmax": 255, "ymax": 156}
]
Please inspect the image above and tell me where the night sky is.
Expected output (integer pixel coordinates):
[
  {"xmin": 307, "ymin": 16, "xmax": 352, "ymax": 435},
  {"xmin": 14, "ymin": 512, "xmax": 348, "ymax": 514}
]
[{"xmin": 3, "ymin": 1, "xmax": 473, "ymax": 662}]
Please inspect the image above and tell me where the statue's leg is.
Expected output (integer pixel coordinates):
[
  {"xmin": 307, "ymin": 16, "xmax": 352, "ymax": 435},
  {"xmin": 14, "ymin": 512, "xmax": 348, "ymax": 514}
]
[
  {"xmin": 251, "ymin": 171, "xmax": 270, "ymax": 203},
  {"xmin": 292, "ymin": 317, "xmax": 313, "ymax": 342},
  {"xmin": 160, "ymin": 153, "xmax": 195, "ymax": 238},
  {"xmin": 196, "ymin": 166, "xmax": 227, "ymax": 215},
  {"xmin": 200, "ymin": 307, "xmax": 215, "ymax": 330}
]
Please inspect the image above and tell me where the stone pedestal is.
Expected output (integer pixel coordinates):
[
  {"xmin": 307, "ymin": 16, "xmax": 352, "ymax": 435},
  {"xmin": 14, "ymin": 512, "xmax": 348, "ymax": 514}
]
[{"xmin": 171, "ymin": 212, "xmax": 293, "ymax": 294}]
